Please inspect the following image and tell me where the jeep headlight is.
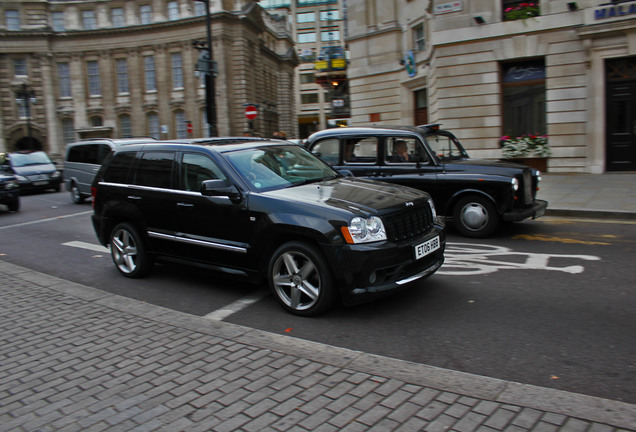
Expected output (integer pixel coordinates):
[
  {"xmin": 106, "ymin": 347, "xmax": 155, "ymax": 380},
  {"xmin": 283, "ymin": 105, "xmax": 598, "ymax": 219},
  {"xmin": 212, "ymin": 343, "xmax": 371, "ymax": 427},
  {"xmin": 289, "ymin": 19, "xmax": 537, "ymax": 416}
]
[
  {"xmin": 428, "ymin": 198, "xmax": 437, "ymax": 220},
  {"xmin": 51, "ymin": 171, "xmax": 61, "ymax": 178},
  {"xmin": 342, "ymin": 216, "xmax": 387, "ymax": 244},
  {"xmin": 511, "ymin": 177, "xmax": 519, "ymax": 191}
]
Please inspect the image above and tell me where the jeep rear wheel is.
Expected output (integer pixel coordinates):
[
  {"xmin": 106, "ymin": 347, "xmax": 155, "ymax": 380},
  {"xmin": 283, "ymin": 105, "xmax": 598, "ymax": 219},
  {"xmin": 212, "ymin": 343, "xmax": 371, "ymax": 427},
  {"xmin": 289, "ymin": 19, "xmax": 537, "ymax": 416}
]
[
  {"xmin": 8, "ymin": 200, "xmax": 19, "ymax": 212},
  {"xmin": 110, "ymin": 223, "xmax": 152, "ymax": 278},
  {"xmin": 453, "ymin": 195, "xmax": 499, "ymax": 238},
  {"xmin": 268, "ymin": 241, "xmax": 336, "ymax": 316}
]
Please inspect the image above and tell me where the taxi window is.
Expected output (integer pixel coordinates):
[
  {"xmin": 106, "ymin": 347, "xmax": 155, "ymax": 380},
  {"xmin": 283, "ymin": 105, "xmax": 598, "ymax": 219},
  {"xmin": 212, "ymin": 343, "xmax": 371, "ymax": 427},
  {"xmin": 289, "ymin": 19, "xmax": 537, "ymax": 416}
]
[
  {"xmin": 344, "ymin": 137, "xmax": 377, "ymax": 164},
  {"xmin": 310, "ymin": 138, "xmax": 339, "ymax": 166},
  {"xmin": 385, "ymin": 137, "xmax": 429, "ymax": 164}
]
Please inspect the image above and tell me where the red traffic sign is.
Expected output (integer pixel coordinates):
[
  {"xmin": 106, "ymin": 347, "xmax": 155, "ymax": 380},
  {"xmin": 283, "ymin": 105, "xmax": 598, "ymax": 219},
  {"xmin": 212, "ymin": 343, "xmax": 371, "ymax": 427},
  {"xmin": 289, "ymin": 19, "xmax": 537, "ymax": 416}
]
[{"xmin": 245, "ymin": 105, "xmax": 258, "ymax": 120}]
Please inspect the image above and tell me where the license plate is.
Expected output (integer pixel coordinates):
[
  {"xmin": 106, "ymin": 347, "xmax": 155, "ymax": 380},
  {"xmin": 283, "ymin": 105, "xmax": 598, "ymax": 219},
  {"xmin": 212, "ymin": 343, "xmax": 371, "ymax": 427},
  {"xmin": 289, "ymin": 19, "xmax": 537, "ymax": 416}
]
[
  {"xmin": 33, "ymin": 181, "xmax": 48, "ymax": 186},
  {"xmin": 415, "ymin": 236, "xmax": 440, "ymax": 260}
]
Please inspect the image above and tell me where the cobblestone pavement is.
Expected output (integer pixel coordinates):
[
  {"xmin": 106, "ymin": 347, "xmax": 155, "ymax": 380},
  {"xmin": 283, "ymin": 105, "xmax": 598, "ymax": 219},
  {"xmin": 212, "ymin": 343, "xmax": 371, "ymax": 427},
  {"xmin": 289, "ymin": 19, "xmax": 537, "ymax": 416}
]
[{"xmin": 1, "ymin": 261, "xmax": 635, "ymax": 432}]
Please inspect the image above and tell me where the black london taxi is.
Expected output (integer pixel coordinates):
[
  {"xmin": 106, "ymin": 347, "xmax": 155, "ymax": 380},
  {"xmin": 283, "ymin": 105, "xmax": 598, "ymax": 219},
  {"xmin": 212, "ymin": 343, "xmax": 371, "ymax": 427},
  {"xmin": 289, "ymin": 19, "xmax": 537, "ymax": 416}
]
[{"xmin": 305, "ymin": 125, "xmax": 548, "ymax": 238}]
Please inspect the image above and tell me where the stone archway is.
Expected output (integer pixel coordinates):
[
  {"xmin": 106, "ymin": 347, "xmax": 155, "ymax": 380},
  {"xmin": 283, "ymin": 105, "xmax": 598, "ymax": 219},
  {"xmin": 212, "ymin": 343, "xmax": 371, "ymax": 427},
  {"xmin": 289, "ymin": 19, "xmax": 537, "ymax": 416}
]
[{"xmin": 14, "ymin": 136, "xmax": 42, "ymax": 151}]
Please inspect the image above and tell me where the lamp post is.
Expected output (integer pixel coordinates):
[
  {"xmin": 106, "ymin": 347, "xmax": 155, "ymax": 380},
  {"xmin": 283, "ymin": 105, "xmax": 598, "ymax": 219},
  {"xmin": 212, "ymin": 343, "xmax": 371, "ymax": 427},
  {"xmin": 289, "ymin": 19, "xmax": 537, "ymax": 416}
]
[
  {"xmin": 194, "ymin": 0, "xmax": 217, "ymax": 137},
  {"xmin": 14, "ymin": 83, "xmax": 36, "ymax": 150}
]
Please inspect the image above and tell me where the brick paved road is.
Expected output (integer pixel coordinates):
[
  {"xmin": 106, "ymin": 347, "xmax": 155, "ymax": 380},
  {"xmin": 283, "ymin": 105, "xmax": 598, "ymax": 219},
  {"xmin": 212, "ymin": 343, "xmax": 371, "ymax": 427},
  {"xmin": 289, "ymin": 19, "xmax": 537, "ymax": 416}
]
[{"xmin": 1, "ymin": 260, "xmax": 635, "ymax": 432}]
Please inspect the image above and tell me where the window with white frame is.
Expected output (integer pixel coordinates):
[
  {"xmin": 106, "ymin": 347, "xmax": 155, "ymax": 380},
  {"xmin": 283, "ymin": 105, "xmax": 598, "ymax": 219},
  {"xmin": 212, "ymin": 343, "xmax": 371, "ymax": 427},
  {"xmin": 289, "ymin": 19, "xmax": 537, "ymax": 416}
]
[
  {"xmin": 119, "ymin": 114, "xmax": 132, "ymax": 137},
  {"xmin": 175, "ymin": 111, "xmax": 187, "ymax": 139},
  {"xmin": 167, "ymin": 1, "xmax": 179, "ymax": 20},
  {"xmin": 298, "ymin": 32, "xmax": 317, "ymax": 44},
  {"xmin": 13, "ymin": 58, "xmax": 27, "ymax": 76},
  {"xmin": 62, "ymin": 119, "xmax": 75, "ymax": 144},
  {"xmin": 297, "ymin": 12, "xmax": 315, "ymax": 23},
  {"xmin": 414, "ymin": 23, "xmax": 425, "ymax": 51},
  {"xmin": 147, "ymin": 112, "xmax": 160, "ymax": 139},
  {"xmin": 111, "ymin": 8, "xmax": 125, "ymax": 27},
  {"xmin": 195, "ymin": 2, "xmax": 207, "ymax": 16},
  {"xmin": 82, "ymin": 10, "xmax": 96, "ymax": 29},
  {"xmin": 259, "ymin": 0, "xmax": 291, "ymax": 7},
  {"xmin": 171, "ymin": 53, "xmax": 183, "ymax": 89},
  {"xmin": 6, "ymin": 10, "xmax": 20, "ymax": 30},
  {"xmin": 320, "ymin": 10, "xmax": 339, "ymax": 21},
  {"xmin": 52, "ymin": 11, "xmax": 65, "ymax": 31},
  {"xmin": 116, "ymin": 59, "xmax": 129, "ymax": 94},
  {"xmin": 320, "ymin": 29, "xmax": 339, "ymax": 42},
  {"xmin": 298, "ymin": 0, "xmax": 336, "ymax": 5},
  {"xmin": 57, "ymin": 62, "xmax": 72, "ymax": 98},
  {"xmin": 144, "ymin": 56, "xmax": 156, "ymax": 91},
  {"xmin": 140, "ymin": 5, "xmax": 152, "ymax": 24},
  {"xmin": 87, "ymin": 60, "xmax": 101, "ymax": 96}
]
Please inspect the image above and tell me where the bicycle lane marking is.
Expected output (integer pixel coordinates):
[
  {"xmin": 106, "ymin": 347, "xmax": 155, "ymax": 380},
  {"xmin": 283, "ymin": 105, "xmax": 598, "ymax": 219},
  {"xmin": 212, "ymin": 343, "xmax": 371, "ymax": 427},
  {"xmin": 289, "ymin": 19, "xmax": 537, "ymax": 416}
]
[{"xmin": 438, "ymin": 242, "xmax": 600, "ymax": 276}]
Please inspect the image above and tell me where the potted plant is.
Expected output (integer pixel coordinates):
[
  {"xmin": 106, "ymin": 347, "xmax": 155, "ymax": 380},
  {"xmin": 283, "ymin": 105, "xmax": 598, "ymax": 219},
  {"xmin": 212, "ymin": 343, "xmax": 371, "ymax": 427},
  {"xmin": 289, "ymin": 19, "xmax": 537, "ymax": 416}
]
[
  {"xmin": 500, "ymin": 134, "xmax": 550, "ymax": 171},
  {"xmin": 504, "ymin": 3, "xmax": 541, "ymax": 21}
]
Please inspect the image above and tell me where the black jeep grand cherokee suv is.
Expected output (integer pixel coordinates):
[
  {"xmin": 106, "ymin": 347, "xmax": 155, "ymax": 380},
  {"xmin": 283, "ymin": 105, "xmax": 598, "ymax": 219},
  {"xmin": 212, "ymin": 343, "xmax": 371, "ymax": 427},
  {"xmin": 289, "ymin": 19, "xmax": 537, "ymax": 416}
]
[{"xmin": 91, "ymin": 141, "xmax": 446, "ymax": 315}]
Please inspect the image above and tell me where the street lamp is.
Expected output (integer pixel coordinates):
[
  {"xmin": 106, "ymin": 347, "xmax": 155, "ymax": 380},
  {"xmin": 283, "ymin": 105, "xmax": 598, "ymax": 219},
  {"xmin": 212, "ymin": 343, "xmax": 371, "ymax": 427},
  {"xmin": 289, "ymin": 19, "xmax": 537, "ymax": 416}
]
[
  {"xmin": 193, "ymin": 0, "xmax": 217, "ymax": 137},
  {"xmin": 14, "ymin": 83, "xmax": 37, "ymax": 150}
]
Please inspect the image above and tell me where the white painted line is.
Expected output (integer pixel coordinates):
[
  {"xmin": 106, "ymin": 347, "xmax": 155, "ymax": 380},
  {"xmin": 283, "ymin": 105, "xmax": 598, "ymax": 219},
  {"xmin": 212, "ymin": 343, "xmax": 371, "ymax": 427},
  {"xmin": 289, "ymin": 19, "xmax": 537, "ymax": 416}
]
[
  {"xmin": 0, "ymin": 211, "xmax": 93, "ymax": 231},
  {"xmin": 204, "ymin": 292, "xmax": 268, "ymax": 321},
  {"xmin": 62, "ymin": 241, "xmax": 109, "ymax": 253},
  {"xmin": 64, "ymin": 237, "xmax": 265, "ymax": 320}
]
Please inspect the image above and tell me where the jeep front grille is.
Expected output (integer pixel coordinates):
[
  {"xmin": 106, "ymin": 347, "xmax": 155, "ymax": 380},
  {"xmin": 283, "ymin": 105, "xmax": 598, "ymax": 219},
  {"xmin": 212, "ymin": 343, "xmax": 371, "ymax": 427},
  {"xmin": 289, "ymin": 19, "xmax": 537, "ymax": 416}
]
[{"xmin": 382, "ymin": 205, "xmax": 434, "ymax": 242}]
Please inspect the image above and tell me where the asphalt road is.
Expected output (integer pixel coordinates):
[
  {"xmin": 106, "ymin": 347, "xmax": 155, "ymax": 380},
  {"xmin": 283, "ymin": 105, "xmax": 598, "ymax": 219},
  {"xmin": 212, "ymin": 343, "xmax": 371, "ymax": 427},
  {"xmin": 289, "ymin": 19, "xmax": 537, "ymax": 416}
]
[{"xmin": 1, "ymin": 190, "xmax": 635, "ymax": 404}]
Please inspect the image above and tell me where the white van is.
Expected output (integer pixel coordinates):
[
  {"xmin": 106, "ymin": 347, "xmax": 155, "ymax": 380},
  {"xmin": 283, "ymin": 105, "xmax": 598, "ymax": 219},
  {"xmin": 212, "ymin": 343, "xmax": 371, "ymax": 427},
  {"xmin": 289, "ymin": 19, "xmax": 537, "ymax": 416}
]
[{"xmin": 63, "ymin": 138, "xmax": 155, "ymax": 203}]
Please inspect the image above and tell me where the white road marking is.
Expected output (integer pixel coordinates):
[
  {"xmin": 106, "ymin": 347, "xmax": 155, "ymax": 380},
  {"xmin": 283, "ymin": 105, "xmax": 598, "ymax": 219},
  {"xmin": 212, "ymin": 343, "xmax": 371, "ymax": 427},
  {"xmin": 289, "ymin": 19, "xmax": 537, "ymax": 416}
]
[
  {"xmin": 0, "ymin": 211, "xmax": 93, "ymax": 231},
  {"xmin": 62, "ymin": 239, "xmax": 266, "ymax": 321},
  {"xmin": 204, "ymin": 292, "xmax": 268, "ymax": 321},
  {"xmin": 62, "ymin": 241, "xmax": 108, "ymax": 253}
]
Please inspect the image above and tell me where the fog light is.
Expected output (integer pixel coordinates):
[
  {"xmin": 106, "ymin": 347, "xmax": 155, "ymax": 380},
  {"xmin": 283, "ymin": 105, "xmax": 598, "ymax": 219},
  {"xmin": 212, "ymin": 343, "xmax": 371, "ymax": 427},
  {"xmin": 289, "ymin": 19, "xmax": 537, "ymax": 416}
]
[{"xmin": 369, "ymin": 271, "xmax": 377, "ymax": 284}]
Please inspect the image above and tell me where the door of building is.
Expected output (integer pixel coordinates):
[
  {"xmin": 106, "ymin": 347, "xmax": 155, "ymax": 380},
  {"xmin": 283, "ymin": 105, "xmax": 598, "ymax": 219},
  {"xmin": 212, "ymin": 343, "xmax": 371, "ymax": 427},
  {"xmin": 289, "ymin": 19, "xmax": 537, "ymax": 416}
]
[{"xmin": 606, "ymin": 58, "xmax": 636, "ymax": 171}]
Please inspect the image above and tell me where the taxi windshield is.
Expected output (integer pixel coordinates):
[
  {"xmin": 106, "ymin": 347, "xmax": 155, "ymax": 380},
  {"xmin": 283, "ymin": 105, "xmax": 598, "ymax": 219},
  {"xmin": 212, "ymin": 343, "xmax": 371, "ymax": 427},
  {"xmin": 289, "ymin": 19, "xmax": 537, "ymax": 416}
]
[{"xmin": 425, "ymin": 134, "xmax": 469, "ymax": 161}]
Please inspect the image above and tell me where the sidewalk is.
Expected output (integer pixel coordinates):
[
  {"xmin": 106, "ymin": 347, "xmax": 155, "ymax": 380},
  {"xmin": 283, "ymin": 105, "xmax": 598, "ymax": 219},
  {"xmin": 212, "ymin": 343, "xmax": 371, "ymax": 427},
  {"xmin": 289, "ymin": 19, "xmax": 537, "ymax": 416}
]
[
  {"xmin": 539, "ymin": 172, "xmax": 636, "ymax": 219},
  {"xmin": 1, "ymin": 259, "xmax": 635, "ymax": 432}
]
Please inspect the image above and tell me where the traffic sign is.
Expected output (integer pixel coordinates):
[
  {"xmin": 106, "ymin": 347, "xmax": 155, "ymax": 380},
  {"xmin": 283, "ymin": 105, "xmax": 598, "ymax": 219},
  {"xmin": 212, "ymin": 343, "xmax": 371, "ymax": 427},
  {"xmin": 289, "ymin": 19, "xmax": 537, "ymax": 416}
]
[{"xmin": 245, "ymin": 105, "xmax": 258, "ymax": 120}]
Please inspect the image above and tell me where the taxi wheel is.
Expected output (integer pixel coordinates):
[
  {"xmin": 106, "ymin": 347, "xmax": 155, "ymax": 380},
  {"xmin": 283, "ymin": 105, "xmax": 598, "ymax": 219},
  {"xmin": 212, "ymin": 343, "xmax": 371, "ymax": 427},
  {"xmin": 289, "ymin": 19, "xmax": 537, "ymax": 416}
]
[
  {"xmin": 268, "ymin": 241, "xmax": 336, "ymax": 316},
  {"xmin": 109, "ymin": 223, "xmax": 153, "ymax": 278},
  {"xmin": 453, "ymin": 195, "xmax": 499, "ymax": 238}
]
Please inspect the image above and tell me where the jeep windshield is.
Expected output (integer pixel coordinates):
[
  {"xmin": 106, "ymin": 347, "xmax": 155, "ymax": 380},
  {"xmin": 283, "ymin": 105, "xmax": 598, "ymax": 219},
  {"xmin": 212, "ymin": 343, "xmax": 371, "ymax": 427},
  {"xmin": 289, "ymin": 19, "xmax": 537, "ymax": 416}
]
[
  {"xmin": 224, "ymin": 145, "xmax": 339, "ymax": 192},
  {"xmin": 424, "ymin": 134, "xmax": 469, "ymax": 161}
]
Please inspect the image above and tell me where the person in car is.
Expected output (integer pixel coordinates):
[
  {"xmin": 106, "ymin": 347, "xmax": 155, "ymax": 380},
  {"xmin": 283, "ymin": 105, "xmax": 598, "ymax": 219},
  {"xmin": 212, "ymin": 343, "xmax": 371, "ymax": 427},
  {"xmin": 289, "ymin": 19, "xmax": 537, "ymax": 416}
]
[{"xmin": 393, "ymin": 140, "xmax": 410, "ymax": 162}]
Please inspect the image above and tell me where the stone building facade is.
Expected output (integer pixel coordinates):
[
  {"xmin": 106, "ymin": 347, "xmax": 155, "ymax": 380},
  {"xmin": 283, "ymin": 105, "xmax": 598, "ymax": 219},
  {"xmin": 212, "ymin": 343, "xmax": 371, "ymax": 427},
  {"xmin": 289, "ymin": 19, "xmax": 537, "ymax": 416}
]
[
  {"xmin": 345, "ymin": 0, "xmax": 636, "ymax": 173},
  {"xmin": 0, "ymin": 0, "xmax": 298, "ymax": 160}
]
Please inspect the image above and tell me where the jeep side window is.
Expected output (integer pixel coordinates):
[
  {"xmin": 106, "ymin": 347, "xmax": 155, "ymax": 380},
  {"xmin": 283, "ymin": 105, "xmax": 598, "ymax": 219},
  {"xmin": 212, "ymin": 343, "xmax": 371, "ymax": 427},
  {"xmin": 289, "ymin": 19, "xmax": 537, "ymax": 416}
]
[
  {"xmin": 102, "ymin": 152, "xmax": 135, "ymax": 183},
  {"xmin": 310, "ymin": 138, "xmax": 339, "ymax": 166},
  {"xmin": 133, "ymin": 151, "xmax": 174, "ymax": 189},
  {"xmin": 180, "ymin": 153, "xmax": 226, "ymax": 192}
]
